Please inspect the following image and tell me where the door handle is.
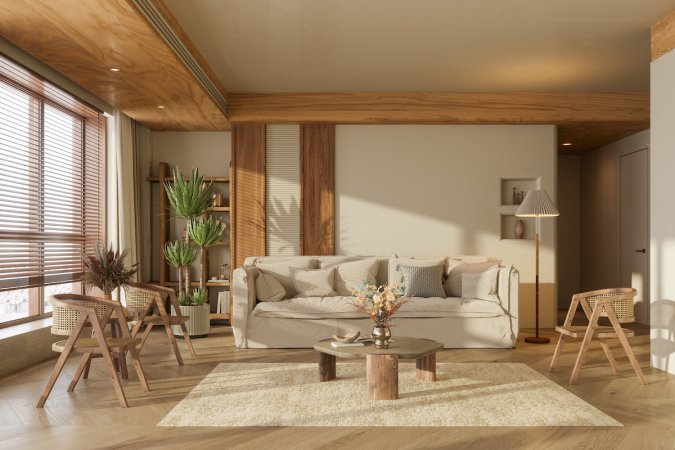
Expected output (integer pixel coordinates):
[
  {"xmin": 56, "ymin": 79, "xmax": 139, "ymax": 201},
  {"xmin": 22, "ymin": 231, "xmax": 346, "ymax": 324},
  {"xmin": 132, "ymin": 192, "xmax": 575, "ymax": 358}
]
[{"xmin": 635, "ymin": 249, "xmax": 646, "ymax": 253}]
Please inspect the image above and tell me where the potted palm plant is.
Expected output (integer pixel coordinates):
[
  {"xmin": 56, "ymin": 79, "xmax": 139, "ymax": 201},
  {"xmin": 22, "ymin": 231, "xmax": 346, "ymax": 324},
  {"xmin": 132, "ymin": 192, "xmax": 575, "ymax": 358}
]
[{"xmin": 164, "ymin": 167, "xmax": 215, "ymax": 337}]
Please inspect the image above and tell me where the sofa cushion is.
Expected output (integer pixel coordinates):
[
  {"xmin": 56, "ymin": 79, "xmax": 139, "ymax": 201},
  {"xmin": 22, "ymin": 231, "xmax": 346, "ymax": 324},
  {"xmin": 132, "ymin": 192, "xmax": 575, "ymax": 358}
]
[
  {"xmin": 389, "ymin": 255, "xmax": 446, "ymax": 285},
  {"xmin": 291, "ymin": 267, "xmax": 337, "ymax": 298},
  {"xmin": 256, "ymin": 259, "xmax": 316, "ymax": 297},
  {"xmin": 320, "ymin": 257, "xmax": 379, "ymax": 296},
  {"xmin": 255, "ymin": 272, "xmax": 286, "ymax": 302},
  {"xmin": 399, "ymin": 263, "xmax": 446, "ymax": 297},
  {"xmin": 252, "ymin": 296, "xmax": 505, "ymax": 319},
  {"xmin": 461, "ymin": 266, "xmax": 499, "ymax": 301},
  {"xmin": 444, "ymin": 261, "xmax": 499, "ymax": 297}
]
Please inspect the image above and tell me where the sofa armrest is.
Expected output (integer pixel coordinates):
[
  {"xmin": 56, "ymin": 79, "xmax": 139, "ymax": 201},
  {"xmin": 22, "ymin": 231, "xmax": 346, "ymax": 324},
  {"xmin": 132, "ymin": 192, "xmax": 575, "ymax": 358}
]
[
  {"xmin": 497, "ymin": 265, "xmax": 519, "ymax": 346},
  {"xmin": 232, "ymin": 266, "xmax": 259, "ymax": 348}
]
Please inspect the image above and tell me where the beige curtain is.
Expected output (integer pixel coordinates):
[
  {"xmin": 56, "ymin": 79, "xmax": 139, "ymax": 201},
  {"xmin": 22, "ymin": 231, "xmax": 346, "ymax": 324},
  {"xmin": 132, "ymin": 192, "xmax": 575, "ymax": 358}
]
[{"xmin": 107, "ymin": 110, "xmax": 142, "ymax": 287}]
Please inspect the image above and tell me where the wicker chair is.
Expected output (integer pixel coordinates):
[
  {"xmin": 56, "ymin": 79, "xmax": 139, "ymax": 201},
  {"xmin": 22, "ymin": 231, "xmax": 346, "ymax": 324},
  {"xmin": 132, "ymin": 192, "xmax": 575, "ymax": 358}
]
[
  {"xmin": 549, "ymin": 288, "xmax": 647, "ymax": 385},
  {"xmin": 124, "ymin": 283, "xmax": 196, "ymax": 364},
  {"xmin": 37, "ymin": 294, "xmax": 150, "ymax": 408}
]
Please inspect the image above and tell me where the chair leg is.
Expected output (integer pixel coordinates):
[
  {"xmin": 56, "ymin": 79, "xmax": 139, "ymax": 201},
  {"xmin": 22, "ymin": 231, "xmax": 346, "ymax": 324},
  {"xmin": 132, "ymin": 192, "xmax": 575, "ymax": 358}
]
[
  {"xmin": 549, "ymin": 334, "xmax": 566, "ymax": 373},
  {"xmin": 68, "ymin": 353, "xmax": 92, "ymax": 392},
  {"xmin": 570, "ymin": 307, "xmax": 602, "ymax": 385},
  {"xmin": 164, "ymin": 322, "xmax": 184, "ymax": 366},
  {"xmin": 127, "ymin": 345, "xmax": 150, "ymax": 392},
  {"xmin": 140, "ymin": 323, "xmax": 154, "ymax": 351},
  {"xmin": 180, "ymin": 322, "xmax": 197, "ymax": 357},
  {"xmin": 90, "ymin": 320, "xmax": 128, "ymax": 408},
  {"xmin": 598, "ymin": 339, "xmax": 619, "ymax": 374},
  {"xmin": 613, "ymin": 326, "xmax": 648, "ymax": 385},
  {"xmin": 36, "ymin": 350, "xmax": 71, "ymax": 408}
]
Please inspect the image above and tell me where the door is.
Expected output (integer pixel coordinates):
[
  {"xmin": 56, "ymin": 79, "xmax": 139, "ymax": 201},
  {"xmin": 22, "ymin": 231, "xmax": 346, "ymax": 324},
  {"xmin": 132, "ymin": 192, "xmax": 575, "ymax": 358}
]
[{"xmin": 620, "ymin": 148, "xmax": 649, "ymax": 325}]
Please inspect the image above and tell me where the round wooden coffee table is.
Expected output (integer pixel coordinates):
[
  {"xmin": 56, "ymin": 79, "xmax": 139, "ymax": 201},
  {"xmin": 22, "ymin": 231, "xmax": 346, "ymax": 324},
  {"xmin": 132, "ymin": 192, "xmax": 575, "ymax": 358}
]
[{"xmin": 313, "ymin": 336, "xmax": 443, "ymax": 400}]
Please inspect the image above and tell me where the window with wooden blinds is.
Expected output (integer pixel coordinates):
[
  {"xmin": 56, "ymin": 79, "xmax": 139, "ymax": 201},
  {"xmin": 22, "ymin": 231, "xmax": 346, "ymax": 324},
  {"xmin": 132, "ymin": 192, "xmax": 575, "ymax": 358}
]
[{"xmin": 0, "ymin": 54, "xmax": 105, "ymax": 325}]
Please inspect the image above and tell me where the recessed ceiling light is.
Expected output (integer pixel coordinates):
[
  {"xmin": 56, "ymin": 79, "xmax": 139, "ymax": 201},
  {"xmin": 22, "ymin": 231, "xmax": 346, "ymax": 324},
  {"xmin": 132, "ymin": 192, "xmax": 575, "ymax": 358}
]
[
  {"xmin": 562, "ymin": 142, "xmax": 573, "ymax": 146},
  {"xmin": 109, "ymin": 68, "xmax": 120, "ymax": 72},
  {"xmin": 157, "ymin": 105, "xmax": 165, "ymax": 109}
]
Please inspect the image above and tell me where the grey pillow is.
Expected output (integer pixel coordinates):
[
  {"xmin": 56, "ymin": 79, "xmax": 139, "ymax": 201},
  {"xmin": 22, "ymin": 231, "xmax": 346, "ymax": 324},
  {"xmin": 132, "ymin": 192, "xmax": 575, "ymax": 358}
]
[
  {"xmin": 255, "ymin": 272, "xmax": 286, "ymax": 302},
  {"xmin": 399, "ymin": 264, "xmax": 446, "ymax": 298}
]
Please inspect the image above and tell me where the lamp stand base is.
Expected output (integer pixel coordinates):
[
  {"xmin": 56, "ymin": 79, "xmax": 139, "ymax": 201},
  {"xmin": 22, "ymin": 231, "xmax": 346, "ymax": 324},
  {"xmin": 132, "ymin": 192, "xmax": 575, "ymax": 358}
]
[{"xmin": 524, "ymin": 336, "xmax": 550, "ymax": 344}]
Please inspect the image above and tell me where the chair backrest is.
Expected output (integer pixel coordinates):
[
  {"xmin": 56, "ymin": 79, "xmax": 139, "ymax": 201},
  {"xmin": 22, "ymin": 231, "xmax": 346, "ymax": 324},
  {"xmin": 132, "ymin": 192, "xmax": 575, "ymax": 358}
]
[
  {"xmin": 124, "ymin": 287, "xmax": 153, "ymax": 310},
  {"xmin": 49, "ymin": 294, "xmax": 119, "ymax": 335},
  {"xmin": 574, "ymin": 288, "xmax": 637, "ymax": 323}
]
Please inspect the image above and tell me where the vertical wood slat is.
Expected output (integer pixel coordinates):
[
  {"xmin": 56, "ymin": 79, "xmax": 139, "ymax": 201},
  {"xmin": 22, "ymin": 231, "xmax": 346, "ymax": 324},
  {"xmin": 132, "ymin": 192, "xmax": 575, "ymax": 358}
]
[
  {"xmin": 232, "ymin": 125, "xmax": 266, "ymax": 268},
  {"xmin": 158, "ymin": 162, "xmax": 169, "ymax": 285},
  {"xmin": 300, "ymin": 124, "xmax": 335, "ymax": 255}
]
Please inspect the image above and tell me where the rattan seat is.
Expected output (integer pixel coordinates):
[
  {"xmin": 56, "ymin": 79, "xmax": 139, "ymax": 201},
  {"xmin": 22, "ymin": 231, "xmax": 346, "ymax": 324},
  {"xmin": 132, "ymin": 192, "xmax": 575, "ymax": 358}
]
[
  {"xmin": 549, "ymin": 288, "xmax": 647, "ymax": 385},
  {"xmin": 52, "ymin": 337, "xmax": 142, "ymax": 353}
]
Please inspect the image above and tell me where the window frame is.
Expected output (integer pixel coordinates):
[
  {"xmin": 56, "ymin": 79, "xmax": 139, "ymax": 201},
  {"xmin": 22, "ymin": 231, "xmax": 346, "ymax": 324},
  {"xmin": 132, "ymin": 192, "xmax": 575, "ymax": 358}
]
[{"xmin": 0, "ymin": 57, "xmax": 104, "ymax": 329}]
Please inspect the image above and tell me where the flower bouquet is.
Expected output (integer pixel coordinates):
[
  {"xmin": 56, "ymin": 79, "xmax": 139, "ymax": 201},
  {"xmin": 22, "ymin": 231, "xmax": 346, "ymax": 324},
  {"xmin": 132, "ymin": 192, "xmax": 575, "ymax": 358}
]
[{"xmin": 352, "ymin": 283, "xmax": 407, "ymax": 348}]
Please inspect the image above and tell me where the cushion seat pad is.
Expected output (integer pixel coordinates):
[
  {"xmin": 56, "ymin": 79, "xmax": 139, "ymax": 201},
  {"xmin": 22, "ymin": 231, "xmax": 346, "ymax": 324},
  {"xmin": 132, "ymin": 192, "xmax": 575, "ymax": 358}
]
[{"xmin": 252, "ymin": 296, "xmax": 505, "ymax": 319}]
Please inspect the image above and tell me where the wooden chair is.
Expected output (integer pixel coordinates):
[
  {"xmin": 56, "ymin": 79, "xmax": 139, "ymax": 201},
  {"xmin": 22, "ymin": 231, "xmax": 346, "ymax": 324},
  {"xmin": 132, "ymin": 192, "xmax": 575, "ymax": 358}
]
[
  {"xmin": 549, "ymin": 288, "xmax": 647, "ymax": 385},
  {"xmin": 37, "ymin": 294, "xmax": 150, "ymax": 408},
  {"xmin": 124, "ymin": 283, "xmax": 196, "ymax": 364}
]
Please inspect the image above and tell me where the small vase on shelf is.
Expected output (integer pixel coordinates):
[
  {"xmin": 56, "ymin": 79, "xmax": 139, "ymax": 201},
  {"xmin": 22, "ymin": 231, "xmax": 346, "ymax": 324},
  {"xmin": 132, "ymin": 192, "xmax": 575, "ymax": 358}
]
[{"xmin": 514, "ymin": 219, "xmax": 524, "ymax": 239}]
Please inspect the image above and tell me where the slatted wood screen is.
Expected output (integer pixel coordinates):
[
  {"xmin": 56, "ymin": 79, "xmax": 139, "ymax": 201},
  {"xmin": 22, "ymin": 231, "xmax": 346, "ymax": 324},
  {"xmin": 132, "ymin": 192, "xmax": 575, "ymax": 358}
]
[
  {"xmin": 0, "ymin": 54, "xmax": 105, "ymax": 291},
  {"xmin": 266, "ymin": 124, "xmax": 300, "ymax": 256}
]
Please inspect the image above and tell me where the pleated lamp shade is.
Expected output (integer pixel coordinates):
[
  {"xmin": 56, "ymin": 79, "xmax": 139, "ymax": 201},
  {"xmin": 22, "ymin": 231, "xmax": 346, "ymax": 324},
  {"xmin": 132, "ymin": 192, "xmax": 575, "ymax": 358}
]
[{"xmin": 515, "ymin": 190, "xmax": 559, "ymax": 217}]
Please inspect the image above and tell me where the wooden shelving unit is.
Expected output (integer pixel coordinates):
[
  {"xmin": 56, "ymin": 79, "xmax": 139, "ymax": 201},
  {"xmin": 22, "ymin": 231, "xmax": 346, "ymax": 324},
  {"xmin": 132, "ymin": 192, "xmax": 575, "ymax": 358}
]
[{"xmin": 150, "ymin": 161, "xmax": 232, "ymax": 321}]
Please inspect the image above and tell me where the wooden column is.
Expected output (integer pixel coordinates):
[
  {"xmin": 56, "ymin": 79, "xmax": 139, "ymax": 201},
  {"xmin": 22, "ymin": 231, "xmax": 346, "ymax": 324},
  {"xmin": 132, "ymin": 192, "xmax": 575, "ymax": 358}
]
[
  {"xmin": 300, "ymin": 124, "xmax": 335, "ymax": 255},
  {"xmin": 366, "ymin": 354, "xmax": 399, "ymax": 400},
  {"xmin": 232, "ymin": 125, "xmax": 266, "ymax": 268}
]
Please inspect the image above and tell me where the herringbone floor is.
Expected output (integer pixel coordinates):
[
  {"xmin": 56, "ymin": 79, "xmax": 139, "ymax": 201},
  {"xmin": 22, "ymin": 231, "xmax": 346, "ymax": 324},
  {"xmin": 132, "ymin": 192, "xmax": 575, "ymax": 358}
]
[{"xmin": 0, "ymin": 321, "xmax": 672, "ymax": 450}]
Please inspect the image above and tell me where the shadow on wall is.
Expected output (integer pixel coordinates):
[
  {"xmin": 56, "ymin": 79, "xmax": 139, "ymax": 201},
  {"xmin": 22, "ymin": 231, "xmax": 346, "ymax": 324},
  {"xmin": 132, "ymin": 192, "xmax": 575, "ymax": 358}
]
[{"xmin": 651, "ymin": 299, "xmax": 675, "ymax": 372}]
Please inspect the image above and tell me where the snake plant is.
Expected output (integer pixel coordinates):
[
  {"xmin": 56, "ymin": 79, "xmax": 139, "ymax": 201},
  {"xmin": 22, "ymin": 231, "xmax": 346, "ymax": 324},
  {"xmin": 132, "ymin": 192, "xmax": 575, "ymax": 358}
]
[{"xmin": 164, "ymin": 167, "xmax": 213, "ymax": 219}]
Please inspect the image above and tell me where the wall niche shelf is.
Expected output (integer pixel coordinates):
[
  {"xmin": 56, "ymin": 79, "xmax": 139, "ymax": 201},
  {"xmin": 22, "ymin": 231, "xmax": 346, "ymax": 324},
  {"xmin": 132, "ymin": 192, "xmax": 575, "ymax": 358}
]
[{"xmin": 499, "ymin": 177, "xmax": 540, "ymax": 240}]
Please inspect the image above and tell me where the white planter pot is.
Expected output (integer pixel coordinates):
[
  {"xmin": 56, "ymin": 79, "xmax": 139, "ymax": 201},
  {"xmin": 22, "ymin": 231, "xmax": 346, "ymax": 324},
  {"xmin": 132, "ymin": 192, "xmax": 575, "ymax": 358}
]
[{"xmin": 172, "ymin": 304, "xmax": 210, "ymax": 338}]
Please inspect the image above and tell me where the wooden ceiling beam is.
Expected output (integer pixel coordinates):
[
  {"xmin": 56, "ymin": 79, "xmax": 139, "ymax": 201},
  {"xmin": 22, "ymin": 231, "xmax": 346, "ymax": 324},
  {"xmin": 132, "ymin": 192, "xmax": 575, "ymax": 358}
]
[
  {"xmin": 652, "ymin": 9, "xmax": 675, "ymax": 61},
  {"xmin": 229, "ymin": 92, "xmax": 648, "ymax": 125}
]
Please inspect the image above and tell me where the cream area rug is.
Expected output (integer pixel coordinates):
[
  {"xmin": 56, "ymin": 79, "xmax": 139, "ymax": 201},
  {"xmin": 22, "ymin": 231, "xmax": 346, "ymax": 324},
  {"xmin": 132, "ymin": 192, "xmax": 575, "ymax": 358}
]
[{"xmin": 158, "ymin": 363, "xmax": 621, "ymax": 427}]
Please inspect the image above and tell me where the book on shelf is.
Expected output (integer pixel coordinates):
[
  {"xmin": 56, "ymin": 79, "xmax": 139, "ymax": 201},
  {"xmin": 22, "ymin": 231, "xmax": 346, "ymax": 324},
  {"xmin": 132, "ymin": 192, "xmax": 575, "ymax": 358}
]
[{"xmin": 216, "ymin": 291, "xmax": 228, "ymax": 314}]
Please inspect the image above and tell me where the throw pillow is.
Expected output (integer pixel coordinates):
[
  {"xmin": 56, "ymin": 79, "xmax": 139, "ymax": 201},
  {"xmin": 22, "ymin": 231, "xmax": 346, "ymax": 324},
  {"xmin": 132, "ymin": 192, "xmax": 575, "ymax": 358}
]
[
  {"xmin": 399, "ymin": 263, "xmax": 446, "ymax": 298},
  {"xmin": 444, "ymin": 261, "xmax": 499, "ymax": 297},
  {"xmin": 291, "ymin": 267, "xmax": 337, "ymax": 298},
  {"xmin": 461, "ymin": 266, "xmax": 499, "ymax": 301},
  {"xmin": 388, "ymin": 255, "xmax": 446, "ymax": 285},
  {"xmin": 256, "ymin": 259, "xmax": 316, "ymax": 297},
  {"xmin": 451, "ymin": 255, "xmax": 502, "ymax": 265},
  {"xmin": 255, "ymin": 272, "xmax": 286, "ymax": 302},
  {"xmin": 320, "ymin": 257, "xmax": 379, "ymax": 296}
]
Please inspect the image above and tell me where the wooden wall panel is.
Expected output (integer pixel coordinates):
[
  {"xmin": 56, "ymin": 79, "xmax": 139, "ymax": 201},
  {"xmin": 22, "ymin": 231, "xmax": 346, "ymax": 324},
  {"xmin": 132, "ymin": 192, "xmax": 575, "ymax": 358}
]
[
  {"xmin": 300, "ymin": 124, "xmax": 335, "ymax": 255},
  {"xmin": 232, "ymin": 125, "xmax": 266, "ymax": 268},
  {"xmin": 652, "ymin": 9, "xmax": 675, "ymax": 61}
]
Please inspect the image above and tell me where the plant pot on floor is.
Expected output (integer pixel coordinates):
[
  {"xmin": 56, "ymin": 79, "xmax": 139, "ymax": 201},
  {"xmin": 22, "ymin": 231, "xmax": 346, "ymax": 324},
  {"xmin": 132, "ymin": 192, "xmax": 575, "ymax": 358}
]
[{"xmin": 172, "ymin": 303, "xmax": 210, "ymax": 338}]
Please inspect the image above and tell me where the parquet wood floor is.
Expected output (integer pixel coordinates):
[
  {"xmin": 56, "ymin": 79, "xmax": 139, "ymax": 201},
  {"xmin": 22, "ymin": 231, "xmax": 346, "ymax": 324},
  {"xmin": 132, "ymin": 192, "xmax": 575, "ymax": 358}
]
[{"xmin": 0, "ymin": 322, "xmax": 672, "ymax": 450}]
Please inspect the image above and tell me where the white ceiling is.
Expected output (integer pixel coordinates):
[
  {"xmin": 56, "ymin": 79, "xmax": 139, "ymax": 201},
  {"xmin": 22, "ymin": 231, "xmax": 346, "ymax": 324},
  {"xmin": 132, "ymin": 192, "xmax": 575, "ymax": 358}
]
[{"xmin": 164, "ymin": 0, "xmax": 675, "ymax": 93}]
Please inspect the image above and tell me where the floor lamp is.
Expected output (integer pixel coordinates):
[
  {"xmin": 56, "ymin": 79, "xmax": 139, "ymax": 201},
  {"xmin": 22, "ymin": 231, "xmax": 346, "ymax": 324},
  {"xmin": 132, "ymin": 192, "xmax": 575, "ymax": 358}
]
[{"xmin": 515, "ymin": 190, "xmax": 559, "ymax": 344}]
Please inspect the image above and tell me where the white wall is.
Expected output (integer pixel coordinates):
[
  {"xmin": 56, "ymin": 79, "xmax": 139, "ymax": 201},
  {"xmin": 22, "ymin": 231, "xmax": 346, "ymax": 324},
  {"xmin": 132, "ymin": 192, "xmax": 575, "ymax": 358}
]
[
  {"xmin": 144, "ymin": 132, "xmax": 231, "ymax": 300},
  {"xmin": 651, "ymin": 49, "xmax": 675, "ymax": 374},
  {"xmin": 580, "ymin": 130, "xmax": 650, "ymax": 293},
  {"xmin": 557, "ymin": 155, "xmax": 580, "ymax": 310},
  {"xmin": 335, "ymin": 125, "xmax": 557, "ymax": 328}
]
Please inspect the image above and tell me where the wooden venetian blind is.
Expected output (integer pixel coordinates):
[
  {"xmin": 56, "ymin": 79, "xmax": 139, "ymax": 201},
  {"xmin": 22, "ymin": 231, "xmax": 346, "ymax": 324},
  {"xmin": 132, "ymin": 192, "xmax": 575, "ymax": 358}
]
[{"xmin": 0, "ymin": 54, "xmax": 105, "ymax": 291}]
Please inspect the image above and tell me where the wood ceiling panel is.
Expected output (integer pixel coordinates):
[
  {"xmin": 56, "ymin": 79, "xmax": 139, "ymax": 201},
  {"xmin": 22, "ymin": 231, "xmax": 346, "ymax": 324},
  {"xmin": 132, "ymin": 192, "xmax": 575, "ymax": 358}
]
[
  {"xmin": 0, "ymin": 0, "xmax": 229, "ymax": 130},
  {"xmin": 652, "ymin": 9, "xmax": 675, "ymax": 61},
  {"xmin": 558, "ymin": 122, "xmax": 650, "ymax": 154}
]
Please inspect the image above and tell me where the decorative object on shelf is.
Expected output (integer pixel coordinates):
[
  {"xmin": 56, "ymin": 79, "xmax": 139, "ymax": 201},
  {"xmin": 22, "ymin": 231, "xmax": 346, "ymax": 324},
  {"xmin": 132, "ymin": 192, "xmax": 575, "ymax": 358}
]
[
  {"xmin": 516, "ymin": 189, "xmax": 560, "ymax": 344},
  {"xmin": 212, "ymin": 192, "xmax": 223, "ymax": 207},
  {"xmin": 352, "ymin": 283, "xmax": 407, "ymax": 349},
  {"xmin": 514, "ymin": 219, "xmax": 524, "ymax": 239},
  {"xmin": 512, "ymin": 187, "xmax": 517, "ymax": 205},
  {"xmin": 216, "ymin": 291, "xmax": 229, "ymax": 314},
  {"xmin": 219, "ymin": 263, "xmax": 230, "ymax": 280},
  {"xmin": 82, "ymin": 243, "xmax": 138, "ymax": 298}
]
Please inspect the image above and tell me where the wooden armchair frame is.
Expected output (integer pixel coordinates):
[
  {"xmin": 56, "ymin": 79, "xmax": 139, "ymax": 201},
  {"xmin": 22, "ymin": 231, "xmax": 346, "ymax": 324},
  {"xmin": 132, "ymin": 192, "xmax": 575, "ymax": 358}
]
[
  {"xmin": 37, "ymin": 294, "xmax": 150, "ymax": 408},
  {"xmin": 549, "ymin": 288, "xmax": 647, "ymax": 385},
  {"xmin": 125, "ymin": 282, "xmax": 196, "ymax": 364}
]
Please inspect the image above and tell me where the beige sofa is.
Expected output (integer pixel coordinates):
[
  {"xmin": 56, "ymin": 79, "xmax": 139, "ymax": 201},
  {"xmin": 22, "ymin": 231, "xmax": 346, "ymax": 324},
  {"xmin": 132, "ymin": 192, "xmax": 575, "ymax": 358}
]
[{"xmin": 232, "ymin": 256, "xmax": 519, "ymax": 349}]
